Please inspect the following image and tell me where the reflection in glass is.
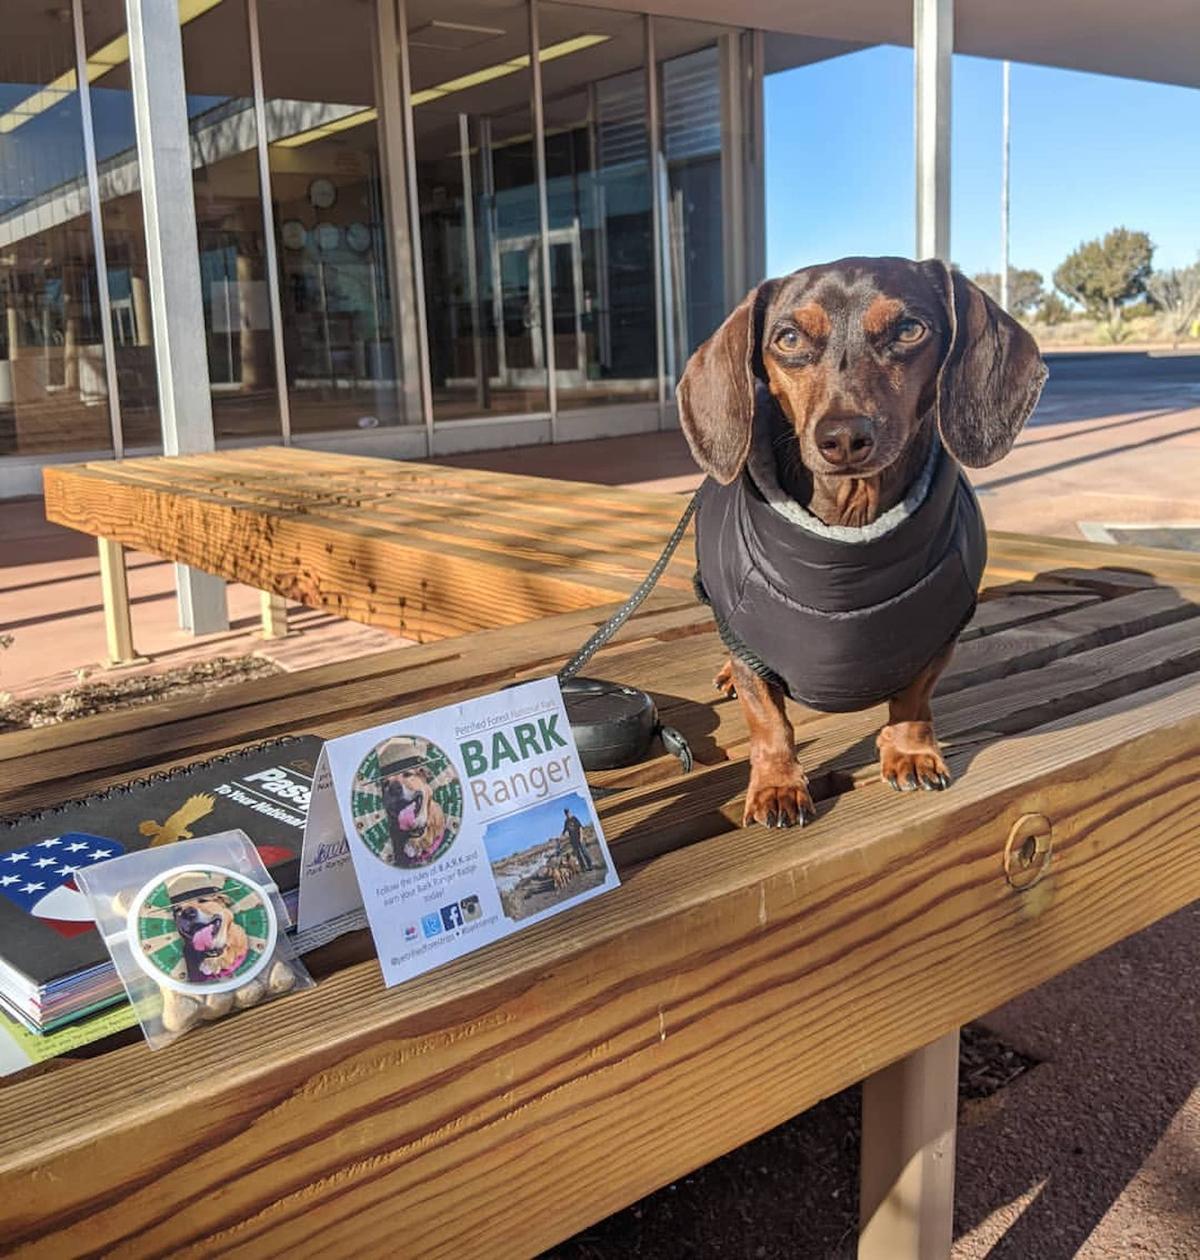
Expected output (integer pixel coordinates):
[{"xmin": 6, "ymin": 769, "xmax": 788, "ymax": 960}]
[
  {"xmin": 407, "ymin": 0, "xmax": 547, "ymax": 420},
  {"xmin": 259, "ymin": 0, "xmax": 409, "ymax": 434},
  {"xmin": 0, "ymin": 1, "xmax": 112, "ymax": 455},
  {"xmin": 540, "ymin": 4, "xmax": 656, "ymax": 409},
  {"xmin": 181, "ymin": 0, "xmax": 281, "ymax": 440},
  {"xmin": 657, "ymin": 32, "xmax": 725, "ymax": 377}
]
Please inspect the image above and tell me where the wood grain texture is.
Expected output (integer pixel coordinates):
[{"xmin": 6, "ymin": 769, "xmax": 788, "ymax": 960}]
[
  {"xmin": 3, "ymin": 679, "xmax": 1200, "ymax": 1258},
  {"xmin": 3, "ymin": 534, "xmax": 1200, "ymax": 1258},
  {"xmin": 42, "ymin": 451, "xmax": 697, "ymax": 642}
]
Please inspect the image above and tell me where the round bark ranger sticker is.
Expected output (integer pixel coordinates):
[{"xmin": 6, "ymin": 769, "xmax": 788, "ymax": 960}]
[
  {"xmin": 127, "ymin": 865, "xmax": 277, "ymax": 996},
  {"xmin": 351, "ymin": 735, "xmax": 463, "ymax": 868}
]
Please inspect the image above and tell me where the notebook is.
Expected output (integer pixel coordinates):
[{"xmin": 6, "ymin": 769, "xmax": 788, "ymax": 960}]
[{"xmin": 0, "ymin": 735, "xmax": 322, "ymax": 1033}]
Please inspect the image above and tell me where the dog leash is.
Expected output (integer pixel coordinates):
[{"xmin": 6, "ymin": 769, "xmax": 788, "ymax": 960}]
[
  {"xmin": 557, "ymin": 487, "xmax": 702, "ymax": 683},
  {"xmin": 555, "ymin": 487, "xmax": 704, "ymax": 778}
]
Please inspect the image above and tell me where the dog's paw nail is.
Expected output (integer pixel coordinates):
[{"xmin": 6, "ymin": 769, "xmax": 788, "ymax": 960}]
[
  {"xmin": 938, "ymin": 773, "xmax": 951, "ymax": 789},
  {"xmin": 887, "ymin": 776, "xmax": 900, "ymax": 791},
  {"xmin": 765, "ymin": 809, "xmax": 777, "ymax": 828}
]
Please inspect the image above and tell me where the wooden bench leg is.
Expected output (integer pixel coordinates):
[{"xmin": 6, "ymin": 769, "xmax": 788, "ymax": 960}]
[
  {"xmin": 260, "ymin": 591, "xmax": 289, "ymax": 640},
  {"xmin": 859, "ymin": 1028, "xmax": 959, "ymax": 1260},
  {"xmin": 97, "ymin": 537, "xmax": 141, "ymax": 668}
]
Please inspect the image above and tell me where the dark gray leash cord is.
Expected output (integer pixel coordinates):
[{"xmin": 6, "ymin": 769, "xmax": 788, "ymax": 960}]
[{"xmin": 557, "ymin": 487, "xmax": 702, "ymax": 684}]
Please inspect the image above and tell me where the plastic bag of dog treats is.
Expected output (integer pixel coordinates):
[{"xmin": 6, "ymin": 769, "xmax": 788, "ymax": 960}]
[{"xmin": 77, "ymin": 830, "xmax": 313, "ymax": 1049}]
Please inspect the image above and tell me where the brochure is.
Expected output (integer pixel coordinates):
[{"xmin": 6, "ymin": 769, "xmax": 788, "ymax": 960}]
[{"xmin": 299, "ymin": 677, "xmax": 618, "ymax": 987}]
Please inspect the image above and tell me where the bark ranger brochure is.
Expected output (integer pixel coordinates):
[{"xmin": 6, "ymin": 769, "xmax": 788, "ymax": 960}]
[{"xmin": 298, "ymin": 677, "xmax": 618, "ymax": 986}]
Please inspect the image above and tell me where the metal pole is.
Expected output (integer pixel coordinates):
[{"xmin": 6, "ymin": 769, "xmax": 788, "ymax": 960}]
[
  {"xmin": 913, "ymin": 0, "xmax": 952, "ymax": 261},
  {"xmin": 72, "ymin": 0, "xmax": 124, "ymax": 458},
  {"xmin": 459, "ymin": 112, "xmax": 488, "ymax": 410},
  {"xmin": 999, "ymin": 59, "xmax": 1011, "ymax": 313},
  {"xmin": 529, "ymin": 0, "xmax": 558, "ymax": 432},
  {"xmin": 246, "ymin": 0, "xmax": 291, "ymax": 442},
  {"xmin": 645, "ymin": 15, "xmax": 667, "ymax": 428},
  {"xmin": 397, "ymin": 0, "xmax": 435, "ymax": 446}
]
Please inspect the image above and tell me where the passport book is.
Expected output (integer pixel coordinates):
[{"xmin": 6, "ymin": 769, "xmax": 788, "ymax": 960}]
[{"xmin": 0, "ymin": 735, "xmax": 320, "ymax": 1033}]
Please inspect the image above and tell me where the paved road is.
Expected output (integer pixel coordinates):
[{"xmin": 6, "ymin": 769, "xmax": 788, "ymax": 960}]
[{"xmin": 1033, "ymin": 350, "xmax": 1200, "ymax": 425}]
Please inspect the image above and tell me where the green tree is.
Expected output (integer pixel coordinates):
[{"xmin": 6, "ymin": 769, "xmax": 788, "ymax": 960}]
[
  {"xmin": 971, "ymin": 268, "xmax": 1044, "ymax": 317},
  {"xmin": 1035, "ymin": 293, "xmax": 1072, "ymax": 326},
  {"xmin": 1053, "ymin": 228, "xmax": 1154, "ymax": 342}
]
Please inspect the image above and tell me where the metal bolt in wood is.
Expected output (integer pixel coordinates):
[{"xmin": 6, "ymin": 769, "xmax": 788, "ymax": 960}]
[{"xmin": 1003, "ymin": 813, "xmax": 1053, "ymax": 889}]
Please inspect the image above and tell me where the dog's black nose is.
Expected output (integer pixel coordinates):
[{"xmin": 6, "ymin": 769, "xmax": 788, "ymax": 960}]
[{"xmin": 814, "ymin": 415, "xmax": 876, "ymax": 468}]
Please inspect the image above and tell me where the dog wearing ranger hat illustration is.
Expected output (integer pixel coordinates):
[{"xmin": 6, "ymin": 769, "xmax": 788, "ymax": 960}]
[
  {"xmin": 378, "ymin": 737, "xmax": 450, "ymax": 865},
  {"xmin": 167, "ymin": 870, "xmax": 249, "ymax": 983}
]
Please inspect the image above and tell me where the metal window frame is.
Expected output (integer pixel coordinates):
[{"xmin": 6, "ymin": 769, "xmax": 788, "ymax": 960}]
[
  {"xmin": 529, "ymin": 0, "xmax": 558, "ymax": 434},
  {"xmin": 71, "ymin": 0, "xmax": 124, "ymax": 459},
  {"xmin": 645, "ymin": 14, "xmax": 668, "ymax": 429},
  {"xmin": 246, "ymin": 0, "xmax": 291, "ymax": 443}
]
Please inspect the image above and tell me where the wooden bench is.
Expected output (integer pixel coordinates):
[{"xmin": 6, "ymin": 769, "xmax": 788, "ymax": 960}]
[
  {"xmin": 42, "ymin": 447, "xmax": 695, "ymax": 662},
  {"xmin": 2, "ymin": 532, "xmax": 1200, "ymax": 1258}
]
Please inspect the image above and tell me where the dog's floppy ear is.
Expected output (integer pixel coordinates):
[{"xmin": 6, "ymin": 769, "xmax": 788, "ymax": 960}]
[
  {"xmin": 925, "ymin": 262, "xmax": 1047, "ymax": 468},
  {"xmin": 676, "ymin": 280, "xmax": 776, "ymax": 484}
]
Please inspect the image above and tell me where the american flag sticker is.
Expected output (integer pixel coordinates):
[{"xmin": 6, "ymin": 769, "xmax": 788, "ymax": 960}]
[{"xmin": 0, "ymin": 834, "xmax": 124, "ymax": 939}]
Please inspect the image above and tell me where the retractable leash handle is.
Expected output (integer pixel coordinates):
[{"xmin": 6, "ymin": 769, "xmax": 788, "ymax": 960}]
[{"xmin": 556, "ymin": 488, "xmax": 702, "ymax": 776}]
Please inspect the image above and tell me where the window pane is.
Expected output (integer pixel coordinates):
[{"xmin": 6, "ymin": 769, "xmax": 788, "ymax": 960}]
[
  {"xmin": 407, "ymin": 0, "xmax": 545, "ymax": 421},
  {"xmin": 0, "ymin": 1, "xmax": 113, "ymax": 457},
  {"xmin": 653, "ymin": 18, "xmax": 728, "ymax": 376},
  {"xmin": 540, "ymin": 3, "xmax": 656, "ymax": 410},
  {"xmin": 259, "ymin": 0, "xmax": 411, "ymax": 434},
  {"xmin": 180, "ymin": 0, "xmax": 282, "ymax": 441},
  {"xmin": 82, "ymin": 0, "xmax": 162, "ymax": 451}
]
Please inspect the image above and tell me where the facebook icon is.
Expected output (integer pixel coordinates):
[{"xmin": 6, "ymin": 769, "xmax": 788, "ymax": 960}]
[{"xmin": 440, "ymin": 902, "xmax": 463, "ymax": 931}]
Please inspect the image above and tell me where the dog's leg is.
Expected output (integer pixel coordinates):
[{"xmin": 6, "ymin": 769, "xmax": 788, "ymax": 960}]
[
  {"xmin": 877, "ymin": 640, "xmax": 956, "ymax": 792},
  {"xmin": 714, "ymin": 658, "xmax": 738, "ymax": 699},
  {"xmin": 733, "ymin": 657, "xmax": 815, "ymax": 828}
]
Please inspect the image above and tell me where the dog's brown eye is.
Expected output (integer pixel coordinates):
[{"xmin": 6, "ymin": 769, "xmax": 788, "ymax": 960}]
[
  {"xmin": 774, "ymin": 328, "xmax": 801, "ymax": 352},
  {"xmin": 895, "ymin": 318, "xmax": 925, "ymax": 343}
]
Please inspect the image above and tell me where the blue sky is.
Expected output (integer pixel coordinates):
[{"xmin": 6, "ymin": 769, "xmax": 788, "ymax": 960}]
[
  {"xmin": 482, "ymin": 791, "xmax": 593, "ymax": 863},
  {"xmin": 766, "ymin": 48, "xmax": 1200, "ymax": 287}
]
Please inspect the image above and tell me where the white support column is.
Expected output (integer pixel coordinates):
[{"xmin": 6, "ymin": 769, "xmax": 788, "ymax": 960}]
[
  {"xmin": 914, "ymin": 0, "xmax": 952, "ymax": 262},
  {"xmin": 124, "ymin": 0, "xmax": 228, "ymax": 634},
  {"xmin": 859, "ymin": 1028, "xmax": 959, "ymax": 1260}
]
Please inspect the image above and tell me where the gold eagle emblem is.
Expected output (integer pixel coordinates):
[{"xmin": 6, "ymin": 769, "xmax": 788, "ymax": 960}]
[{"xmin": 138, "ymin": 794, "xmax": 217, "ymax": 846}]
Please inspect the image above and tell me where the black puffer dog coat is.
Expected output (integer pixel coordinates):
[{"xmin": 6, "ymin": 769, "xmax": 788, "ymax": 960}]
[{"xmin": 694, "ymin": 414, "xmax": 986, "ymax": 713}]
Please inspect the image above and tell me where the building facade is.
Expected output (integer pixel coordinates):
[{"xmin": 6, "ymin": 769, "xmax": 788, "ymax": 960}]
[
  {"xmin": 2, "ymin": 0, "xmax": 1192, "ymax": 505},
  {"xmin": 1, "ymin": 0, "xmax": 774, "ymax": 496}
]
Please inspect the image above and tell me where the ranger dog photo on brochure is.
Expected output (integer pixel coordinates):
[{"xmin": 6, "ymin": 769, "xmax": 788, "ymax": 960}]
[{"xmin": 680, "ymin": 256, "xmax": 1048, "ymax": 828}]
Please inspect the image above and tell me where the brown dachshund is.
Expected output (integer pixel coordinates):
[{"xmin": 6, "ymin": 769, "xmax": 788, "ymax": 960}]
[{"xmin": 678, "ymin": 257, "xmax": 1047, "ymax": 827}]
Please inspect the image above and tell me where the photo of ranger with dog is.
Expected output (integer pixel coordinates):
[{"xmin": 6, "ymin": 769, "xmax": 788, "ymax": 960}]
[{"xmin": 484, "ymin": 792, "xmax": 607, "ymax": 921}]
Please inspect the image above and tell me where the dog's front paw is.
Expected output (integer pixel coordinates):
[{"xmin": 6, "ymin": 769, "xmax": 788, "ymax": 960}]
[
  {"xmin": 714, "ymin": 659, "xmax": 738, "ymax": 699},
  {"xmin": 877, "ymin": 721, "xmax": 951, "ymax": 792},
  {"xmin": 744, "ymin": 762, "xmax": 815, "ymax": 829}
]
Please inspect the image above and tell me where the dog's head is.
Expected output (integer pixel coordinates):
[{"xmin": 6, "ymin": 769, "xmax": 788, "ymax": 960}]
[
  {"xmin": 383, "ymin": 768, "xmax": 433, "ymax": 840},
  {"xmin": 171, "ymin": 891, "xmax": 234, "ymax": 957},
  {"xmin": 677, "ymin": 256, "xmax": 1047, "ymax": 485}
]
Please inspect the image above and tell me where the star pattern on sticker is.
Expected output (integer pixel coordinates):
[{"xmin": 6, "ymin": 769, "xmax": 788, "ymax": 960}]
[
  {"xmin": 57, "ymin": 864, "xmax": 79, "ymax": 876},
  {"xmin": 20, "ymin": 882, "xmax": 44, "ymax": 895},
  {"xmin": 65, "ymin": 842, "xmax": 90, "ymax": 853},
  {"xmin": 0, "ymin": 874, "xmax": 19, "ymax": 886},
  {"xmin": 33, "ymin": 857, "xmax": 58, "ymax": 869},
  {"xmin": 4, "ymin": 852, "xmax": 29, "ymax": 864},
  {"xmin": 89, "ymin": 849, "xmax": 112, "ymax": 861},
  {"xmin": 36, "ymin": 838, "xmax": 61, "ymax": 848}
]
